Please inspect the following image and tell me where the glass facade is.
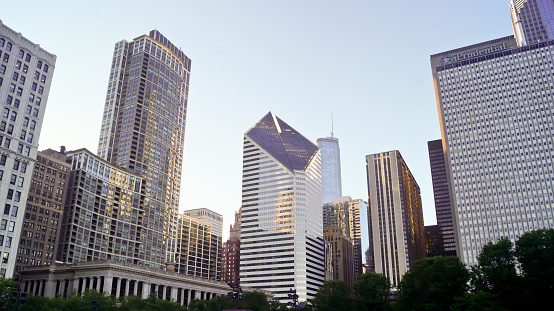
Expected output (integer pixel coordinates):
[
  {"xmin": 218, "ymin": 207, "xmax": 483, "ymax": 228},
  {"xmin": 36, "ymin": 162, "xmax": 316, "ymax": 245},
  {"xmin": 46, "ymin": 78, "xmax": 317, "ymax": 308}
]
[
  {"xmin": 317, "ymin": 137, "xmax": 342, "ymax": 204},
  {"xmin": 510, "ymin": 0, "xmax": 554, "ymax": 46},
  {"xmin": 58, "ymin": 149, "xmax": 146, "ymax": 266},
  {"xmin": 240, "ymin": 112, "xmax": 324, "ymax": 302},
  {"xmin": 96, "ymin": 30, "xmax": 191, "ymax": 267}
]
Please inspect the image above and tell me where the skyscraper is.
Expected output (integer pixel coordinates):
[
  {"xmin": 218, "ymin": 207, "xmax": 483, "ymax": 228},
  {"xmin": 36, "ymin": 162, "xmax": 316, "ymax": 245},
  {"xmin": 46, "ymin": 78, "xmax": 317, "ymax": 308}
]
[
  {"xmin": 323, "ymin": 227, "xmax": 354, "ymax": 291},
  {"xmin": 0, "ymin": 20, "xmax": 56, "ymax": 278},
  {"xmin": 366, "ymin": 151, "xmax": 425, "ymax": 287},
  {"xmin": 317, "ymin": 137, "xmax": 342, "ymax": 204},
  {"xmin": 96, "ymin": 30, "xmax": 192, "ymax": 265},
  {"xmin": 430, "ymin": 5, "xmax": 554, "ymax": 264},
  {"xmin": 240, "ymin": 112, "xmax": 324, "ymax": 302},
  {"xmin": 322, "ymin": 196, "xmax": 369, "ymax": 280},
  {"xmin": 510, "ymin": 0, "xmax": 554, "ymax": 46},
  {"xmin": 427, "ymin": 139, "xmax": 456, "ymax": 256}
]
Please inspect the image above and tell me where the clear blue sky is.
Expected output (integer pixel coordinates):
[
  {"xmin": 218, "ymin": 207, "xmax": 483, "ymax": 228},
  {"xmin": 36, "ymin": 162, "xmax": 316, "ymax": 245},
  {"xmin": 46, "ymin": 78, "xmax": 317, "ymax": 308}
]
[{"xmin": 1, "ymin": 1, "xmax": 513, "ymax": 239}]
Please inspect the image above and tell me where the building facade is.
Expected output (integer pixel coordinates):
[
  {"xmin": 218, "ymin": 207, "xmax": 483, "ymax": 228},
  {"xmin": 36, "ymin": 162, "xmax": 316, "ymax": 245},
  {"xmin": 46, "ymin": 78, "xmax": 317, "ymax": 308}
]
[
  {"xmin": 323, "ymin": 227, "xmax": 354, "ymax": 291},
  {"xmin": 229, "ymin": 207, "xmax": 241, "ymax": 241},
  {"xmin": 14, "ymin": 149, "xmax": 69, "ymax": 280},
  {"xmin": 317, "ymin": 137, "xmax": 342, "ymax": 204},
  {"xmin": 323, "ymin": 196, "xmax": 368, "ymax": 280},
  {"xmin": 182, "ymin": 208, "xmax": 223, "ymax": 237},
  {"xmin": 424, "ymin": 225, "xmax": 445, "ymax": 258},
  {"xmin": 19, "ymin": 260, "xmax": 264, "ymax": 305},
  {"xmin": 431, "ymin": 33, "xmax": 554, "ymax": 264},
  {"xmin": 221, "ymin": 239, "xmax": 239, "ymax": 284},
  {"xmin": 175, "ymin": 214, "xmax": 221, "ymax": 281},
  {"xmin": 427, "ymin": 139, "xmax": 457, "ymax": 256},
  {"xmin": 366, "ymin": 151, "xmax": 425, "ymax": 287},
  {"xmin": 510, "ymin": 0, "xmax": 554, "ymax": 46},
  {"xmin": 96, "ymin": 30, "xmax": 192, "ymax": 266},
  {"xmin": 0, "ymin": 20, "xmax": 56, "ymax": 278},
  {"xmin": 57, "ymin": 149, "xmax": 148, "ymax": 266},
  {"xmin": 240, "ymin": 112, "xmax": 324, "ymax": 302}
]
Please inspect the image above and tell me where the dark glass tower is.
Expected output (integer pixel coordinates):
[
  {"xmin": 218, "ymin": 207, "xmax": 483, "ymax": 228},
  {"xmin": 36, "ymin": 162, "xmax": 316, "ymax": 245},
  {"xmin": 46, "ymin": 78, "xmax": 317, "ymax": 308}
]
[
  {"xmin": 427, "ymin": 140, "xmax": 456, "ymax": 256},
  {"xmin": 97, "ymin": 30, "xmax": 191, "ymax": 267}
]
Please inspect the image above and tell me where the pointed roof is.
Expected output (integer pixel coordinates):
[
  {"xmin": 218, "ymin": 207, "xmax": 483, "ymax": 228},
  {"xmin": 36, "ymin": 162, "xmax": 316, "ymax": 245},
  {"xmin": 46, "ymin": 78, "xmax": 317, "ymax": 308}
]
[{"xmin": 245, "ymin": 112, "xmax": 319, "ymax": 172}]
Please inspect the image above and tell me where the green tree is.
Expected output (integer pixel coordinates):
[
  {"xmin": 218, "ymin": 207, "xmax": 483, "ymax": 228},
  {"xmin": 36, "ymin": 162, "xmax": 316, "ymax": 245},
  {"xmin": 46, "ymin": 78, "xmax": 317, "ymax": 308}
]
[
  {"xmin": 514, "ymin": 228, "xmax": 554, "ymax": 309},
  {"xmin": 268, "ymin": 300, "xmax": 288, "ymax": 311},
  {"xmin": 353, "ymin": 272, "xmax": 390, "ymax": 311},
  {"xmin": 206, "ymin": 295, "xmax": 234, "ymax": 311},
  {"xmin": 450, "ymin": 291, "xmax": 507, "ymax": 311},
  {"xmin": 0, "ymin": 278, "xmax": 18, "ymax": 311},
  {"xmin": 470, "ymin": 237, "xmax": 525, "ymax": 310},
  {"xmin": 241, "ymin": 290, "xmax": 270, "ymax": 311},
  {"xmin": 188, "ymin": 298, "xmax": 208, "ymax": 311},
  {"xmin": 396, "ymin": 256, "xmax": 469, "ymax": 311},
  {"xmin": 310, "ymin": 280, "xmax": 351, "ymax": 311}
]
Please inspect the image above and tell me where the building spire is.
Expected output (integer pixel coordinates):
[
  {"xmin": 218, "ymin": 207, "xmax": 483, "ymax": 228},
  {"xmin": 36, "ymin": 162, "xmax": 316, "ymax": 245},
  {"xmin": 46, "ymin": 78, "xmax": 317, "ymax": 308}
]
[{"xmin": 331, "ymin": 113, "xmax": 334, "ymax": 138}]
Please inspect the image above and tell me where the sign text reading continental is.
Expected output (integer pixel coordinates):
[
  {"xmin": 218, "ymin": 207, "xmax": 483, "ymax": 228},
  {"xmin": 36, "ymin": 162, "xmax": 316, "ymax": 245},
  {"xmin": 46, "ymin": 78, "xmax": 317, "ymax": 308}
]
[{"xmin": 456, "ymin": 43, "xmax": 506, "ymax": 61}]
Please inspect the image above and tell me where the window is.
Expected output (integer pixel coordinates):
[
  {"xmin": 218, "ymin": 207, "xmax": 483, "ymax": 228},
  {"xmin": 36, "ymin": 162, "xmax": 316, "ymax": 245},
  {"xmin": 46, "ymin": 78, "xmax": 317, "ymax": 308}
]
[
  {"xmin": 7, "ymin": 124, "xmax": 13, "ymax": 135},
  {"xmin": 19, "ymin": 76, "xmax": 25, "ymax": 85},
  {"xmin": 35, "ymin": 97, "xmax": 41, "ymax": 106},
  {"xmin": 8, "ymin": 84, "xmax": 15, "ymax": 93},
  {"xmin": 0, "ymin": 38, "xmax": 4, "ymax": 47},
  {"xmin": 0, "ymin": 65, "xmax": 5, "ymax": 74},
  {"xmin": 20, "ymin": 163, "xmax": 27, "ymax": 173},
  {"xmin": 19, "ymin": 131, "xmax": 25, "ymax": 140},
  {"xmin": 22, "ymin": 117, "xmax": 29, "ymax": 127},
  {"xmin": 32, "ymin": 108, "xmax": 38, "ymax": 117},
  {"xmin": 2, "ymin": 53, "xmax": 9, "ymax": 62},
  {"xmin": 15, "ymin": 60, "xmax": 21, "ymax": 70},
  {"xmin": 17, "ymin": 144, "xmax": 23, "ymax": 154},
  {"xmin": 28, "ymin": 93, "xmax": 34, "ymax": 102},
  {"xmin": 2, "ymin": 108, "xmax": 8, "ymax": 118},
  {"xmin": 0, "ymin": 220, "xmax": 6, "ymax": 230},
  {"xmin": 13, "ymin": 160, "xmax": 19, "ymax": 170},
  {"xmin": 14, "ymin": 192, "xmax": 20, "ymax": 202},
  {"xmin": 30, "ymin": 120, "xmax": 36, "ymax": 130},
  {"xmin": 9, "ymin": 174, "xmax": 16, "ymax": 185},
  {"xmin": 12, "ymin": 72, "xmax": 18, "ymax": 81},
  {"xmin": 38, "ymin": 86, "xmax": 43, "ymax": 94},
  {"xmin": 6, "ymin": 95, "xmax": 13, "ymax": 105},
  {"xmin": 5, "ymin": 237, "xmax": 11, "ymax": 248},
  {"xmin": 10, "ymin": 111, "xmax": 16, "ymax": 121},
  {"xmin": 37, "ymin": 61, "xmax": 42, "ymax": 69},
  {"xmin": 8, "ymin": 221, "xmax": 14, "ymax": 232},
  {"xmin": 41, "ymin": 75, "xmax": 46, "ymax": 83},
  {"xmin": 17, "ymin": 177, "xmax": 23, "ymax": 187},
  {"xmin": 7, "ymin": 189, "xmax": 13, "ymax": 200},
  {"xmin": 25, "ymin": 54, "xmax": 31, "ymax": 62},
  {"xmin": 23, "ymin": 64, "xmax": 28, "ymax": 73},
  {"xmin": 31, "ymin": 83, "xmax": 37, "ymax": 91},
  {"xmin": 0, "ymin": 236, "xmax": 3, "ymax": 246},
  {"xmin": 25, "ymin": 106, "xmax": 32, "ymax": 114},
  {"xmin": 16, "ymin": 87, "xmax": 23, "ymax": 96},
  {"xmin": 24, "ymin": 147, "xmax": 30, "ymax": 157},
  {"xmin": 27, "ymin": 133, "xmax": 33, "ymax": 143},
  {"xmin": 18, "ymin": 50, "xmax": 24, "ymax": 58},
  {"xmin": 34, "ymin": 71, "xmax": 39, "ymax": 80},
  {"xmin": 6, "ymin": 43, "xmax": 12, "ymax": 51},
  {"xmin": 13, "ymin": 99, "xmax": 20, "ymax": 108},
  {"xmin": 0, "ymin": 155, "xmax": 6, "ymax": 166},
  {"xmin": 2, "ymin": 253, "xmax": 8, "ymax": 264},
  {"xmin": 3, "ymin": 204, "xmax": 10, "ymax": 214},
  {"xmin": 43, "ymin": 64, "xmax": 49, "ymax": 73},
  {"xmin": 3, "ymin": 138, "xmax": 10, "ymax": 148}
]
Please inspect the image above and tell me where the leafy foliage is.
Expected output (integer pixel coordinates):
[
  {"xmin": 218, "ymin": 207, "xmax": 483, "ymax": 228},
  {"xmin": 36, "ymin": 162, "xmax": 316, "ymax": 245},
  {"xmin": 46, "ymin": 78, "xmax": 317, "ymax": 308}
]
[
  {"xmin": 353, "ymin": 272, "xmax": 390, "ymax": 311},
  {"xmin": 309, "ymin": 280, "xmax": 351, "ymax": 311}
]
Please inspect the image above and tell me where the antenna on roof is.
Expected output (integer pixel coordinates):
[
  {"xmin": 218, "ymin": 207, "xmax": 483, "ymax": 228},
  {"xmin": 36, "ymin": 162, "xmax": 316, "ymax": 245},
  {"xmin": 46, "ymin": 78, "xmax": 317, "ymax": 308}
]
[{"xmin": 331, "ymin": 113, "xmax": 334, "ymax": 138}]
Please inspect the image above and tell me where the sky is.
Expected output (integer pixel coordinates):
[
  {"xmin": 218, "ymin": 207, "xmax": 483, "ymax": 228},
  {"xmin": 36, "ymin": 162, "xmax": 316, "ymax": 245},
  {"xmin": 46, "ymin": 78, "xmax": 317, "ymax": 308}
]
[{"xmin": 1, "ymin": 0, "xmax": 514, "ymax": 240}]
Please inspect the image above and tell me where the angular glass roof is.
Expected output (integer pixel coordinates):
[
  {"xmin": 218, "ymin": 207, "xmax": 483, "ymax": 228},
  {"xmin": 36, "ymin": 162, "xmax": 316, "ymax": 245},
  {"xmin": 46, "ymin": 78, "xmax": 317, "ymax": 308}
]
[{"xmin": 246, "ymin": 112, "xmax": 319, "ymax": 172}]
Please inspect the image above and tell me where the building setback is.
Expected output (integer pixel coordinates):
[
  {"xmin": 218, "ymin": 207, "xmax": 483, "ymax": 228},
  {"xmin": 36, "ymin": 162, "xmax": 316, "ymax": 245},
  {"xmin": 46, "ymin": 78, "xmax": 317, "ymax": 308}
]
[
  {"xmin": 14, "ymin": 149, "xmax": 69, "ymax": 280},
  {"xmin": 240, "ymin": 112, "xmax": 324, "ymax": 302},
  {"xmin": 427, "ymin": 139, "xmax": 456, "ymax": 256},
  {"xmin": 366, "ymin": 151, "xmax": 425, "ymax": 287},
  {"xmin": 0, "ymin": 20, "xmax": 56, "ymax": 278},
  {"xmin": 96, "ymin": 30, "xmax": 192, "ymax": 267}
]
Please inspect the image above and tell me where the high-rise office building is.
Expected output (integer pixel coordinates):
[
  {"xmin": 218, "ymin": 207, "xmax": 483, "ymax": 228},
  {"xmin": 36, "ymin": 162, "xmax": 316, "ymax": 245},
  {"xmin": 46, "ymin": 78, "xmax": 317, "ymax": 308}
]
[
  {"xmin": 58, "ymin": 149, "xmax": 147, "ymax": 266},
  {"xmin": 221, "ymin": 239, "xmax": 240, "ymax": 284},
  {"xmin": 14, "ymin": 149, "xmax": 69, "ymax": 280},
  {"xmin": 182, "ymin": 208, "xmax": 223, "ymax": 236},
  {"xmin": 323, "ymin": 196, "xmax": 369, "ymax": 280},
  {"xmin": 323, "ymin": 227, "xmax": 354, "ymax": 291},
  {"xmin": 510, "ymin": 0, "xmax": 554, "ymax": 46},
  {"xmin": 424, "ymin": 225, "xmax": 445, "ymax": 258},
  {"xmin": 240, "ymin": 112, "xmax": 324, "ymax": 302},
  {"xmin": 175, "ymin": 214, "xmax": 222, "ymax": 281},
  {"xmin": 317, "ymin": 137, "xmax": 342, "ymax": 204},
  {"xmin": 366, "ymin": 151, "xmax": 425, "ymax": 287},
  {"xmin": 96, "ymin": 30, "xmax": 192, "ymax": 265},
  {"xmin": 0, "ymin": 20, "xmax": 56, "ymax": 278},
  {"xmin": 427, "ymin": 139, "xmax": 456, "ymax": 256},
  {"xmin": 430, "ymin": 4, "xmax": 554, "ymax": 264}
]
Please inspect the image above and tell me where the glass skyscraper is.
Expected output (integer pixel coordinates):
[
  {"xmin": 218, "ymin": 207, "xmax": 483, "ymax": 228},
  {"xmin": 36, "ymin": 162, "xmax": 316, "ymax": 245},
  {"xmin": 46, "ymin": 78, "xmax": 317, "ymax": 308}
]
[
  {"xmin": 317, "ymin": 137, "xmax": 342, "ymax": 204},
  {"xmin": 96, "ymin": 30, "xmax": 191, "ymax": 267},
  {"xmin": 510, "ymin": 0, "xmax": 554, "ymax": 46},
  {"xmin": 240, "ymin": 112, "xmax": 324, "ymax": 302}
]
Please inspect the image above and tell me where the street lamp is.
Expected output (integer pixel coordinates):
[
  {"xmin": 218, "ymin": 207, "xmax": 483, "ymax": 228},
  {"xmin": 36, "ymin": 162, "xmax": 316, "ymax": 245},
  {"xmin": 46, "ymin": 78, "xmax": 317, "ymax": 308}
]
[{"xmin": 227, "ymin": 282, "xmax": 242, "ymax": 309}]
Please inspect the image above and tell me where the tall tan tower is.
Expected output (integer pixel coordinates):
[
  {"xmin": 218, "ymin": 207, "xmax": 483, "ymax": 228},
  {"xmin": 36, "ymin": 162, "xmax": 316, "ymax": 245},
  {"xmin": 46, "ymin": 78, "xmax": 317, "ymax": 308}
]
[{"xmin": 366, "ymin": 151, "xmax": 425, "ymax": 287}]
